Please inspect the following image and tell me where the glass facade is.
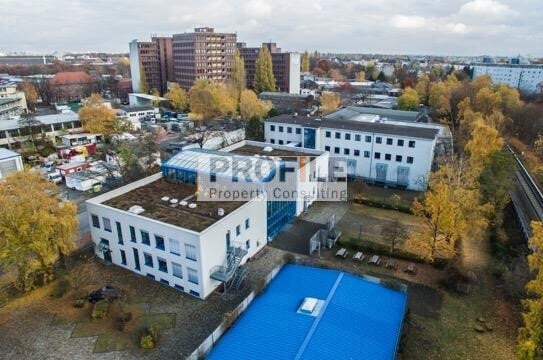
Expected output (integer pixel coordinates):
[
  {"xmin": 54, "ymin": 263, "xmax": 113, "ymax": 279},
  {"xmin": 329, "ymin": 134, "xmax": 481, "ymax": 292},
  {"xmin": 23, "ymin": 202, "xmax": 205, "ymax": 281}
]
[
  {"xmin": 303, "ymin": 128, "xmax": 316, "ymax": 149},
  {"xmin": 266, "ymin": 200, "xmax": 296, "ymax": 239}
]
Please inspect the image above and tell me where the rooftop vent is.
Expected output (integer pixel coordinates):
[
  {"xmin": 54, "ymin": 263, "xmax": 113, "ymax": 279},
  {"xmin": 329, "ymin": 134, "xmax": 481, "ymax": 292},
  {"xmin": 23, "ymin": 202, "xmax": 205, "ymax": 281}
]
[
  {"xmin": 297, "ymin": 297, "xmax": 324, "ymax": 317},
  {"xmin": 188, "ymin": 203, "xmax": 197, "ymax": 209},
  {"xmin": 128, "ymin": 205, "xmax": 145, "ymax": 214},
  {"xmin": 263, "ymin": 146, "xmax": 273, "ymax": 152},
  {"xmin": 170, "ymin": 198, "xmax": 178, "ymax": 204},
  {"xmin": 180, "ymin": 200, "xmax": 188, "ymax": 206},
  {"xmin": 293, "ymin": 112, "xmax": 298, "ymax": 116},
  {"xmin": 218, "ymin": 208, "xmax": 225, "ymax": 216},
  {"xmin": 161, "ymin": 196, "xmax": 170, "ymax": 202}
]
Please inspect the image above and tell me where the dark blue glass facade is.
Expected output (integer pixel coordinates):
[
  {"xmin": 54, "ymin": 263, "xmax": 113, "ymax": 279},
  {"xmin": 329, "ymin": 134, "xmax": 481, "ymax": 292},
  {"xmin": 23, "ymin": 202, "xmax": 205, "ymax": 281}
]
[
  {"xmin": 162, "ymin": 166, "xmax": 197, "ymax": 184},
  {"xmin": 303, "ymin": 128, "xmax": 316, "ymax": 149},
  {"xmin": 267, "ymin": 200, "xmax": 296, "ymax": 239}
]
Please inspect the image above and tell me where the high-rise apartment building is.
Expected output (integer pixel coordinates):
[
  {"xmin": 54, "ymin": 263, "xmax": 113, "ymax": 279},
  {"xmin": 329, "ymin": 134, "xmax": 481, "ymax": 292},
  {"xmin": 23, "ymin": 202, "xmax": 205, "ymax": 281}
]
[
  {"xmin": 172, "ymin": 27, "xmax": 237, "ymax": 89},
  {"xmin": 237, "ymin": 42, "xmax": 300, "ymax": 94},
  {"xmin": 129, "ymin": 36, "xmax": 174, "ymax": 95}
]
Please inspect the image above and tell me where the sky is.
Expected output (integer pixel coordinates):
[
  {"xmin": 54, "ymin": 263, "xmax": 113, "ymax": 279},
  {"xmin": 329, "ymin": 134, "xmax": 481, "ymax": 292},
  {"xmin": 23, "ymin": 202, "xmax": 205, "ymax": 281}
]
[{"xmin": 1, "ymin": 0, "xmax": 542, "ymax": 56}]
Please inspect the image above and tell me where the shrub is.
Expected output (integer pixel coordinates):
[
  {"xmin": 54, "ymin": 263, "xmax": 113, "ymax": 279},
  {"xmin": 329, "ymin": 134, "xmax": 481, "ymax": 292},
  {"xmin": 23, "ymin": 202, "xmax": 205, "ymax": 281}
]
[
  {"xmin": 282, "ymin": 252, "xmax": 295, "ymax": 264},
  {"xmin": 50, "ymin": 277, "xmax": 71, "ymax": 298},
  {"xmin": 352, "ymin": 194, "xmax": 412, "ymax": 214},
  {"xmin": 91, "ymin": 300, "xmax": 109, "ymax": 319},
  {"xmin": 72, "ymin": 299, "xmax": 86, "ymax": 308},
  {"xmin": 140, "ymin": 334, "xmax": 155, "ymax": 349},
  {"xmin": 223, "ymin": 311, "xmax": 236, "ymax": 330}
]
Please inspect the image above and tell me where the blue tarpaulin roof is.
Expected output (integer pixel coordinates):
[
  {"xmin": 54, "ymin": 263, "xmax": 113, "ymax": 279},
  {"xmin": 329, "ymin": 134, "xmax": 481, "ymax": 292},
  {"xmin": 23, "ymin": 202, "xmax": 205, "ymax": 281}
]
[{"xmin": 208, "ymin": 264, "xmax": 407, "ymax": 360}]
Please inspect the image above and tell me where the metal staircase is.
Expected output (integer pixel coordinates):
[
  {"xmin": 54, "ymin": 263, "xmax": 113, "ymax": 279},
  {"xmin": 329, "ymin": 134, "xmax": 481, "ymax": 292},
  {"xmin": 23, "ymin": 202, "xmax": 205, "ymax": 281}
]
[
  {"xmin": 210, "ymin": 244, "xmax": 247, "ymax": 283},
  {"xmin": 228, "ymin": 266, "xmax": 248, "ymax": 290}
]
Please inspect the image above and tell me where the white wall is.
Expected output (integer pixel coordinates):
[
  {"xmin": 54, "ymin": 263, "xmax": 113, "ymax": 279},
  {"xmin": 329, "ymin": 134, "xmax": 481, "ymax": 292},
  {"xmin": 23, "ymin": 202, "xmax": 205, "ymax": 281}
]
[
  {"xmin": 473, "ymin": 65, "xmax": 543, "ymax": 95},
  {"xmin": 129, "ymin": 40, "xmax": 141, "ymax": 94},
  {"xmin": 289, "ymin": 53, "xmax": 301, "ymax": 95},
  {"xmin": 265, "ymin": 121, "xmax": 435, "ymax": 191}
]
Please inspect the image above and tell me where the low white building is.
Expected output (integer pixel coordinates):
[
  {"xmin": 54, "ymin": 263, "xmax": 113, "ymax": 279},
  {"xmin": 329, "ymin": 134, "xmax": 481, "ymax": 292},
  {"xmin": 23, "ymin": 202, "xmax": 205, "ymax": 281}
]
[
  {"xmin": 0, "ymin": 148, "xmax": 23, "ymax": 179},
  {"xmin": 472, "ymin": 63, "xmax": 543, "ymax": 95},
  {"xmin": 0, "ymin": 80, "xmax": 27, "ymax": 120},
  {"xmin": 0, "ymin": 110, "xmax": 83, "ymax": 147},
  {"xmin": 117, "ymin": 105, "xmax": 158, "ymax": 130},
  {"xmin": 264, "ymin": 110, "xmax": 450, "ymax": 191},
  {"xmin": 87, "ymin": 141, "xmax": 330, "ymax": 299}
]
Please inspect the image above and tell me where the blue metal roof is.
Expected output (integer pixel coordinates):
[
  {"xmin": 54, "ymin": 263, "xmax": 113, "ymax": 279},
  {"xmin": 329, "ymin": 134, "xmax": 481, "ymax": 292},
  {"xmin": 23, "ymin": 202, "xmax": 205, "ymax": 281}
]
[{"xmin": 208, "ymin": 264, "xmax": 407, "ymax": 360}]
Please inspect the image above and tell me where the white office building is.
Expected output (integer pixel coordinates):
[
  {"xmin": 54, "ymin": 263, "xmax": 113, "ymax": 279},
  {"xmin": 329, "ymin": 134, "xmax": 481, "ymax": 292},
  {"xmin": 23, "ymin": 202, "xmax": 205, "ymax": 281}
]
[
  {"xmin": 264, "ymin": 110, "xmax": 450, "ymax": 191},
  {"xmin": 87, "ymin": 141, "xmax": 329, "ymax": 299},
  {"xmin": 0, "ymin": 148, "xmax": 23, "ymax": 179},
  {"xmin": 472, "ymin": 63, "xmax": 543, "ymax": 95}
]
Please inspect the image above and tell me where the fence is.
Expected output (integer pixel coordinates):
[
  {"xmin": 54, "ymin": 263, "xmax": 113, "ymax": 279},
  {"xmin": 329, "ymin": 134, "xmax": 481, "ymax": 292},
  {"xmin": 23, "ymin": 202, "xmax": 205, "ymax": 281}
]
[{"xmin": 186, "ymin": 263, "xmax": 284, "ymax": 360}]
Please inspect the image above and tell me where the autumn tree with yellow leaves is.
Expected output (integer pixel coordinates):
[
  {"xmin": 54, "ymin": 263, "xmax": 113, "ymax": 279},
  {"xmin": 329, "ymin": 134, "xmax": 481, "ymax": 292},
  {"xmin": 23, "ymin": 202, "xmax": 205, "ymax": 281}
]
[
  {"xmin": 320, "ymin": 92, "xmax": 341, "ymax": 114},
  {"xmin": 79, "ymin": 94, "xmax": 125, "ymax": 136},
  {"xmin": 518, "ymin": 221, "xmax": 543, "ymax": 360},
  {"xmin": 0, "ymin": 171, "xmax": 78, "ymax": 291},
  {"xmin": 164, "ymin": 83, "xmax": 188, "ymax": 112},
  {"xmin": 239, "ymin": 89, "xmax": 271, "ymax": 120},
  {"xmin": 397, "ymin": 87, "xmax": 420, "ymax": 111}
]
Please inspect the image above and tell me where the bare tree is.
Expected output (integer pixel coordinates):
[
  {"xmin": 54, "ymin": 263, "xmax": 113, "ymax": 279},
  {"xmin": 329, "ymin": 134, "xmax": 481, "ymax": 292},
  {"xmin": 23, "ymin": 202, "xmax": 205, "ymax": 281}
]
[{"xmin": 381, "ymin": 217, "xmax": 409, "ymax": 256}]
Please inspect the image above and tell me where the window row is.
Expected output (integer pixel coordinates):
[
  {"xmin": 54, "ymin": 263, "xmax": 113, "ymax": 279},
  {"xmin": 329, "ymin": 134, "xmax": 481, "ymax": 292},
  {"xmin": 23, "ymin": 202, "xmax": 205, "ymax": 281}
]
[
  {"xmin": 121, "ymin": 248, "xmax": 199, "ymax": 285},
  {"xmin": 323, "ymin": 146, "xmax": 414, "ymax": 164},
  {"xmin": 91, "ymin": 216, "xmax": 198, "ymax": 261},
  {"xmin": 324, "ymin": 131, "xmax": 416, "ymax": 148},
  {"xmin": 269, "ymin": 124, "xmax": 302, "ymax": 135}
]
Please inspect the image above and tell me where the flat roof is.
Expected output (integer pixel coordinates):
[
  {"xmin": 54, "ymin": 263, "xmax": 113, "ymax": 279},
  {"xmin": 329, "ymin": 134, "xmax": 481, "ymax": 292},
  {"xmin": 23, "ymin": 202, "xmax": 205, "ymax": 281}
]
[
  {"xmin": 0, "ymin": 148, "xmax": 21, "ymax": 160},
  {"xmin": 0, "ymin": 111, "xmax": 79, "ymax": 131},
  {"xmin": 230, "ymin": 144, "xmax": 319, "ymax": 158},
  {"xmin": 102, "ymin": 177, "xmax": 247, "ymax": 232},
  {"xmin": 266, "ymin": 114, "xmax": 440, "ymax": 140},
  {"xmin": 208, "ymin": 264, "xmax": 407, "ymax": 360}
]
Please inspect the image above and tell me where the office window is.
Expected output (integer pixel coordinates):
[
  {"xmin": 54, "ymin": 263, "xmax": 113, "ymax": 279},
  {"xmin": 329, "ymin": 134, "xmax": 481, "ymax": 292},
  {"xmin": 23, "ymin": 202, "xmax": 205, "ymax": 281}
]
[
  {"xmin": 396, "ymin": 155, "xmax": 403, "ymax": 162},
  {"xmin": 345, "ymin": 133, "xmax": 351, "ymax": 140},
  {"xmin": 116, "ymin": 222, "xmax": 123, "ymax": 244},
  {"xmin": 187, "ymin": 268, "xmax": 199, "ymax": 284},
  {"xmin": 91, "ymin": 214, "xmax": 100, "ymax": 228},
  {"xmin": 174, "ymin": 284, "xmax": 184, "ymax": 291},
  {"xmin": 143, "ymin": 253, "xmax": 153, "ymax": 267},
  {"xmin": 185, "ymin": 244, "xmax": 197, "ymax": 261},
  {"xmin": 397, "ymin": 139, "xmax": 404, "ymax": 146},
  {"xmin": 160, "ymin": 279, "xmax": 169, "ymax": 285},
  {"xmin": 375, "ymin": 152, "xmax": 381, "ymax": 159},
  {"xmin": 365, "ymin": 135, "xmax": 371, "ymax": 143},
  {"xmin": 158, "ymin": 257, "xmax": 167, "ymax": 273},
  {"xmin": 354, "ymin": 150, "xmax": 360, "ymax": 156},
  {"xmin": 146, "ymin": 274, "xmax": 155, "ymax": 280},
  {"xmin": 409, "ymin": 140, "xmax": 416, "ymax": 148},
  {"xmin": 335, "ymin": 132, "xmax": 341, "ymax": 139},
  {"xmin": 364, "ymin": 151, "xmax": 370, "ymax": 158},
  {"xmin": 376, "ymin": 137, "xmax": 382, "ymax": 144},
  {"xmin": 129, "ymin": 226, "xmax": 136, "ymax": 242},
  {"xmin": 102, "ymin": 217, "xmax": 112, "ymax": 232},
  {"xmin": 189, "ymin": 290, "xmax": 200, "ymax": 297},
  {"xmin": 133, "ymin": 248, "xmax": 140, "ymax": 270},
  {"xmin": 385, "ymin": 154, "xmax": 391, "ymax": 161},
  {"xmin": 296, "ymin": 128, "xmax": 301, "ymax": 134},
  {"xmin": 334, "ymin": 147, "xmax": 340, "ymax": 154},
  {"xmin": 278, "ymin": 126, "xmax": 284, "ymax": 132},
  {"xmin": 155, "ymin": 235, "xmax": 165, "ymax": 250},
  {"xmin": 344, "ymin": 148, "xmax": 350, "ymax": 155},
  {"xmin": 245, "ymin": 218, "xmax": 250, "ymax": 229},
  {"xmin": 386, "ymin": 138, "xmax": 393, "ymax": 145},
  {"xmin": 172, "ymin": 262, "xmax": 183, "ymax": 278},
  {"xmin": 141, "ymin": 230, "xmax": 150, "ymax": 245},
  {"xmin": 168, "ymin": 238, "xmax": 180, "ymax": 256},
  {"xmin": 236, "ymin": 225, "xmax": 241, "ymax": 236},
  {"xmin": 278, "ymin": 140, "xmax": 284, "ymax": 145},
  {"xmin": 270, "ymin": 139, "xmax": 275, "ymax": 144},
  {"xmin": 407, "ymin": 156, "xmax": 414, "ymax": 164},
  {"xmin": 287, "ymin": 127, "xmax": 292, "ymax": 133},
  {"xmin": 246, "ymin": 240, "xmax": 250, "ymax": 250},
  {"xmin": 324, "ymin": 145, "xmax": 330, "ymax": 151},
  {"xmin": 355, "ymin": 134, "xmax": 361, "ymax": 141},
  {"xmin": 120, "ymin": 250, "xmax": 126, "ymax": 265},
  {"xmin": 325, "ymin": 131, "xmax": 331, "ymax": 138}
]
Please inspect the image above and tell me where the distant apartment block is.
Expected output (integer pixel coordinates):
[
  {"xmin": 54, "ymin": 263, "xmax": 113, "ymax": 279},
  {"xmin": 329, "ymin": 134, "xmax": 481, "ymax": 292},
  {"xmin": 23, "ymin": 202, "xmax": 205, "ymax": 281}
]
[
  {"xmin": 0, "ymin": 55, "xmax": 56, "ymax": 66},
  {"xmin": 472, "ymin": 63, "xmax": 543, "ymax": 95},
  {"xmin": 129, "ymin": 36, "xmax": 174, "ymax": 95},
  {"xmin": 172, "ymin": 27, "xmax": 237, "ymax": 89},
  {"xmin": 237, "ymin": 42, "xmax": 301, "ymax": 94},
  {"xmin": 0, "ymin": 80, "xmax": 27, "ymax": 120}
]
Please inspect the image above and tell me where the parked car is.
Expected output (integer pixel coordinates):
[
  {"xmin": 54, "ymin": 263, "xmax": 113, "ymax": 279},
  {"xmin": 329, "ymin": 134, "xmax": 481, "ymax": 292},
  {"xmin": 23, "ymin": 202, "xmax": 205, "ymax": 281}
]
[
  {"xmin": 46, "ymin": 171, "xmax": 62, "ymax": 184},
  {"xmin": 88, "ymin": 286, "xmax": 119, "ymax": 303}
]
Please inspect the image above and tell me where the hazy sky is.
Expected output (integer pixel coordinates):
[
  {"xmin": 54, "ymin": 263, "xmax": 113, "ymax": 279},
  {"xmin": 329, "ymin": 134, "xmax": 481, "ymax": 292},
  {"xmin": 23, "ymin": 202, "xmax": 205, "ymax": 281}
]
[{"xmin": 2, "ymin": 0, "xmax": 542, "ymax": 56}]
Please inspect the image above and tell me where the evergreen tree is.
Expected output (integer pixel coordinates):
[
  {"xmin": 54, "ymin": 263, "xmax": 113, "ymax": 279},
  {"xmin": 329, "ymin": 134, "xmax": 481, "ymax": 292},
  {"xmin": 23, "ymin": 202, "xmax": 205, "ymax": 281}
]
[{"xmin": 254, "ymin": 46, "xmax": 276, "ymax": 93}]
